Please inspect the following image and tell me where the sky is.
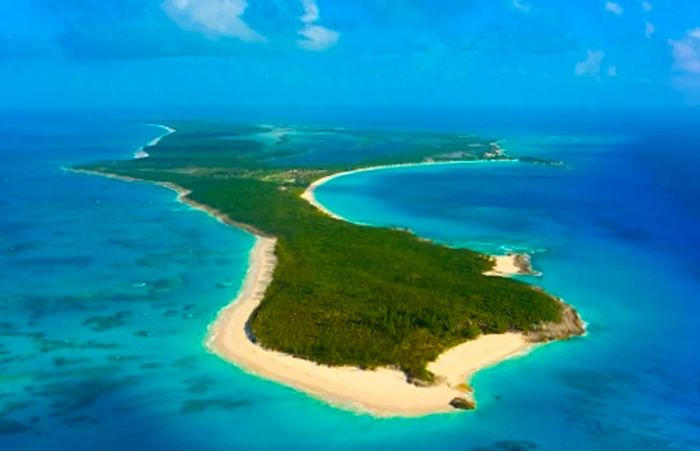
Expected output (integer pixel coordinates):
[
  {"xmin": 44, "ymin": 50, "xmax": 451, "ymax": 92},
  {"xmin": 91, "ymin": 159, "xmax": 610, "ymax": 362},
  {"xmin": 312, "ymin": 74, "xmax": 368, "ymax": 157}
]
[{"xmin": 2, "ymin": 0, "xmax": 700, "ymax": 110}]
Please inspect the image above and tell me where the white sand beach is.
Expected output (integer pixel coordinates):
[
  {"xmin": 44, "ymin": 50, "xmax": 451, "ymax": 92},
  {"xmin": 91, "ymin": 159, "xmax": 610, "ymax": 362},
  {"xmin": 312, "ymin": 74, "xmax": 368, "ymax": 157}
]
[
  {"xmin": 484, "ymin": 255, "xmax": 529, "ymax": 276},
  {"xmin": 134, "ymin": 124, "xmax": 176, "ymax": 159},
  {"xmin": 205, "ymin": 235, "xmax": 531, "ymax": 416},
  {"xmin": 301, "ymin": 160, "xmax": 516, "ymax": 220},
  {"xmin": 201, "ymin": 165, "xmax": 536, "ymax": 416},
  {"xmin": 302, "ymin": 164, "xmax": 534, "ymax": 279},
  {"xmin": 75, "ymin": 164, "xmax": 536, "ymax": 416}
]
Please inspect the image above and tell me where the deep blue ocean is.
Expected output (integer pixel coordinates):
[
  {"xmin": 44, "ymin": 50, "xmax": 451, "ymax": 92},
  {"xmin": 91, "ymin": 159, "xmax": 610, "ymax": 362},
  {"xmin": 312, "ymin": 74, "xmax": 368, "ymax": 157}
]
[{"xmin": 1, "ymin": 110, "xmax": 699, "ymax": 450}]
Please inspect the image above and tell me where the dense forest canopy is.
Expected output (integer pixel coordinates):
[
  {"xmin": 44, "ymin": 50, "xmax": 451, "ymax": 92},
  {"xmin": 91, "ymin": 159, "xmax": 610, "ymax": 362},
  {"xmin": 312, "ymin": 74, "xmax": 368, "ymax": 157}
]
[{"xmin": 78, "ymin": 123, "xmax": 570, "ymax": 381}]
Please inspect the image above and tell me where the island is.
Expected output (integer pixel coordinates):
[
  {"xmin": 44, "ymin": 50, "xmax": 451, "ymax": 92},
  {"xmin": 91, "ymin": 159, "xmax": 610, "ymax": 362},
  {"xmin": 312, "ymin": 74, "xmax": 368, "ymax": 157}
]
[{"xmin": 74, "ymin": 122, "xmax": 585, "ymax": 416}]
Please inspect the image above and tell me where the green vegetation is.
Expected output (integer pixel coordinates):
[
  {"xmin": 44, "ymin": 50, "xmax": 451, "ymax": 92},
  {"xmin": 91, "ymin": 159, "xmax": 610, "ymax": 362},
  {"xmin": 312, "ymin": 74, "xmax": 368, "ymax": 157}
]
[{"xmin": 78, "ymin": 123, "xmax": 567, "ymax": 381}]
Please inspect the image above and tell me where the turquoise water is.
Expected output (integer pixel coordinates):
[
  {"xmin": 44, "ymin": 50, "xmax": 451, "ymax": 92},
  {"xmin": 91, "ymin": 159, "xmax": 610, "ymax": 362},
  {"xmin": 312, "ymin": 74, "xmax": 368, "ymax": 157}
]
[
  {"xmin": 1, "ymin": 112, "xmax": 698, "ymax": 450},
  {"xmin": 314, "ymin": 127, "xmax": 700, "ymax": 450}
]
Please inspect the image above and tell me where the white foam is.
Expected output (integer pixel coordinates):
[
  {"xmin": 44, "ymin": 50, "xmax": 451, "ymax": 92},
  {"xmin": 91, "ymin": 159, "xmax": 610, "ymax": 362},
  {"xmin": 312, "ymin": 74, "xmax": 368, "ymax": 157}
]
[{"xmin": 133, "ymin": 124, "xmax": 176, "ymax": 159}]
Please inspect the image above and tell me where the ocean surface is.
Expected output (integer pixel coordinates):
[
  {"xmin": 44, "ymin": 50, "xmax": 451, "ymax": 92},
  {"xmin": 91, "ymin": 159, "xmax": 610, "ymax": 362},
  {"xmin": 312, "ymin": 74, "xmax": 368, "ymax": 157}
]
[{"xmin": 1, "ymin": 110, "xmax": 699, "ymax": 450}]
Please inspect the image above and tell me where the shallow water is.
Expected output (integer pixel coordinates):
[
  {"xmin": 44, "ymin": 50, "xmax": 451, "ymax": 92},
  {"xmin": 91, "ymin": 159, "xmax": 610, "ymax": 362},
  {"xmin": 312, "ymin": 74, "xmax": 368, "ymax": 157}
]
[
  {"xmin": 315, "ymin": 123, "xmax": 700, "ymax": 450},
  {"xmin": 1, "ymin": 111, "xmax": 698, "ymax": 450}
]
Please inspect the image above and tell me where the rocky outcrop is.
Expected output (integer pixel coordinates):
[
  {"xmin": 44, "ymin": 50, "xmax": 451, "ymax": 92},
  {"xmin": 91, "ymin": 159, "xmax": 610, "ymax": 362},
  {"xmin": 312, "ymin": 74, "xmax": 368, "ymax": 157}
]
[
  {"xmin": 449, "ymin": 397, "xmax": 475, "ymax": 410},
  {"xmin": 406, "ymin": 375, "xmax": 434, "ymax": 388},
  {"xmin": 513, "ymin": 253, "xmax": 536, "ymax": 275},
  {"xmin": 527, "ymin": 301, "xmax": 585, "ymax": 342}
]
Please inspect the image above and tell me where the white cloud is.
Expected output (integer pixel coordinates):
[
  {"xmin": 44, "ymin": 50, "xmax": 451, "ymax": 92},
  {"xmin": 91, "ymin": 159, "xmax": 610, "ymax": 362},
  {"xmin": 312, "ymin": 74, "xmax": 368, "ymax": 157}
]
[
  {"xmin": 575, "ymin": 50, "xmax": 605, "ymax": 76},
  {"xmin": 669, "ymin": 28, "xmax": 700, "ymax": 74},
  {"xmin": 605, "ymin": 2, "xmax": 624, "ymax": 15},
  {"xmin": 298, "ymin": 25, "xmax": 339, "ymax": 51},
  {"xmin": 163, "ymin": 0, "xmax": 264, "ymax": 42},
  {"xmin": 645, "ymin": 21, "xmax": 655, "ymax": 38},
  {"xmin": 607, "ymin": 65, "xmax": 617, "ymax": 77},
  {"xmin": 511, "ymin": 0, "xmax": 532, "ymax": 13},
  {"xmin": 641, "ymin": 1, "xmax": 653, "ymax": 12},
  {"xmin": 300, "ymin": 0, "xmax": 319, "ymax": 23},
  {"xmin": 297, "ymin": 0, "xmax": 339, "ymax": 51}
]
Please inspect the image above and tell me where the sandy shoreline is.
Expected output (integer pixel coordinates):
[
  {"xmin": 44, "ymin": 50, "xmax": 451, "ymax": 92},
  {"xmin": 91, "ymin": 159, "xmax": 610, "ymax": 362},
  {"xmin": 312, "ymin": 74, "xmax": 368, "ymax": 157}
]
[
  {"xmin": 301, "ymin": 159, "xmax": 516, "ymax": 221},
  {"xmin": 134, "ymin": 124, "xmax": 176, "ymax": 159},
  {"xmin": 301, "ymin": 161, "xmax": 537, "ymax": 280},
  {"xmin": 74, "ymin": 160, "xmax": 538, "ymax": 417},
  {"xmin": 205, "ymin": 161, "xmax": 533, "ymax": 416},
  {"xmin": 205, "ymin": 234, "xmax": 531, "ymax": 416},
  {"xmin": 484, "ymin": 254, "xmax": 540, "ymax": 277}
]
